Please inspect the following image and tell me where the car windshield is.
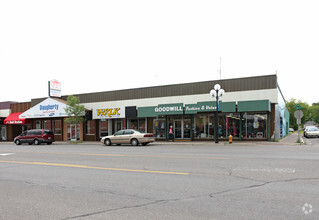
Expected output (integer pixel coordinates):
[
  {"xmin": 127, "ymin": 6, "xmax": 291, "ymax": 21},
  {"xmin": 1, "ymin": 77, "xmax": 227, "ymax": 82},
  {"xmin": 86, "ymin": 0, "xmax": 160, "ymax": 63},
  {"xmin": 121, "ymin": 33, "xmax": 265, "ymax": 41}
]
[
  {"xmin": 309, "ymin": 128, "xmax": 319, "ymax": 131},
  {"xmin": 136, "ymin": 130, "xmax": 146, "ymax": 133}
]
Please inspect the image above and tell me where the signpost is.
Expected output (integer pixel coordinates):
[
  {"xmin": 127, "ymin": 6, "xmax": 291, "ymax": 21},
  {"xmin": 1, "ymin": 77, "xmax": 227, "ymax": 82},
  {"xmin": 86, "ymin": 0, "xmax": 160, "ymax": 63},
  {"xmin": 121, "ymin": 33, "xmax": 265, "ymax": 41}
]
[{"xmin": 294, "ymin": 108, "xmax": 304, "ymax": 143}]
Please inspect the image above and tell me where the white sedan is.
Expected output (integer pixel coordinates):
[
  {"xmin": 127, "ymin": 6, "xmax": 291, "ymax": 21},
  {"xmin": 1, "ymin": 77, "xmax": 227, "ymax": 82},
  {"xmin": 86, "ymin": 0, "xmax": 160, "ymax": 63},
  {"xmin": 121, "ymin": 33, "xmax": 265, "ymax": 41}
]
[
  {"xmin": 101, "ymin": 129, "xmax": 155, "ymax": 146},
  {"xmin": 304, "ymin": 127, "xmax": 319, "ymax": 138}
]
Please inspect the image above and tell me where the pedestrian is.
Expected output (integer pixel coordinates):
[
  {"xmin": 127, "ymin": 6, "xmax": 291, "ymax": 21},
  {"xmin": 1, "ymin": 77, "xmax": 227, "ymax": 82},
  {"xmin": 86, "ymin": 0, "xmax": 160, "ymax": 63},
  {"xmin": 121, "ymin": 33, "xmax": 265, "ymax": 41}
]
[{"xmin": 168, "ymin": 125, "xmax": 174, "ymax": 142}]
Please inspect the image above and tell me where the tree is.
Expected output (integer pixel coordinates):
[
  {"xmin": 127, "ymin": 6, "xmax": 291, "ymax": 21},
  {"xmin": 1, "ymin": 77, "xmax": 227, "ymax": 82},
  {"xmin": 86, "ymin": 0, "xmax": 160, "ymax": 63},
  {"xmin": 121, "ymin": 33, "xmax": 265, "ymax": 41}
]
[
  {"xmin": 286, "ymin": 99, "xmax": 310, "ymax": 130},
  {"xmin": 286, "ymin": 99, "xmax": 319, "ymax": 129},
  {"xmin": 310, "ymin": 105, "xmax": 319, "ymax": 125},
  {"xmin": 65, "ymin": 95, "xmax": 85, "ymax": 126}
]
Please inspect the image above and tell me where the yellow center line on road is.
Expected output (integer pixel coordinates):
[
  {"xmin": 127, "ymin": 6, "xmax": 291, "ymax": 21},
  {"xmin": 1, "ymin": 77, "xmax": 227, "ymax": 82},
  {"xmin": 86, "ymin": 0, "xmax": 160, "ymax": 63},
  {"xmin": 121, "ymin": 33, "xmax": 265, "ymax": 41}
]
[{"xmin": 0, "ymin": 160, "xmax": 189, "ymax": 175}]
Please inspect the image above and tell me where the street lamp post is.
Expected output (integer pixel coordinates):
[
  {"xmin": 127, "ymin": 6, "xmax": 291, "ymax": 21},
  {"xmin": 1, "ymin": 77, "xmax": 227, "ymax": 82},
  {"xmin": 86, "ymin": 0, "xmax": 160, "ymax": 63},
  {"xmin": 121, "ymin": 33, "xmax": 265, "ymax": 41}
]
[{"xmin": 210, "ymin": 84, "xmax": 225, "ymax": 143}]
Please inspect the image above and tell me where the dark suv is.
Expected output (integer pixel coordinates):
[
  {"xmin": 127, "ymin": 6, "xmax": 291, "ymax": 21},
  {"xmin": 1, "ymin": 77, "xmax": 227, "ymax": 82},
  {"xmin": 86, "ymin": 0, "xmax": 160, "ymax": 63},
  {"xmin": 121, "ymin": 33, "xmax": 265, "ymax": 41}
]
[{"xmin": 14, "ymin": 129, "xmax": 55, "ymax": 145}]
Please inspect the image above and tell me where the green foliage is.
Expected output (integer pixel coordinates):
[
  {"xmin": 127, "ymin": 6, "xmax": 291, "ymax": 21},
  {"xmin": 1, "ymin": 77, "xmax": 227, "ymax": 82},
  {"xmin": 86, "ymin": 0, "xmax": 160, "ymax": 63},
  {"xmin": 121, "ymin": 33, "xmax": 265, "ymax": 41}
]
[
  {"xmin": 310, "ymin": 105, "xmax": 319, "ymax": 125},
  {"xmin": 286, "ymin": 99, "xmax": 319, "ymax": 129},
  {"xmin": 64, "ymin": 95, "xmax": 85, "ymax": 125}
]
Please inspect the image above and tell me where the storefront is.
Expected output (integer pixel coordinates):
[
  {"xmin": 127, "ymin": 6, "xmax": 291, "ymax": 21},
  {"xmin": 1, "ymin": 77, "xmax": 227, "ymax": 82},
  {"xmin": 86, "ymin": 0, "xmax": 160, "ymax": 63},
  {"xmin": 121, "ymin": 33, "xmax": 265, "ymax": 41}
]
[
  {"xmin": 0, "ymin": 102, "xmax": 12, "ymax": 141},
  {"xmin": 137, "ymin": 100, "xmax": 270, "ymax": 141},
  {"xmin": 3, "ymin": 112, "xmax": 32, "ymax": 141},
  {"xmin": 89, "ymin": 106, "xmax": 146, "ymax": 140},
  {"xmin": 25, "ymin": 74, "xmax": 288, "ymax": 142},
  {"xmin": 19, "ymin": 98, "xmax": 80, "ymax": 141}
]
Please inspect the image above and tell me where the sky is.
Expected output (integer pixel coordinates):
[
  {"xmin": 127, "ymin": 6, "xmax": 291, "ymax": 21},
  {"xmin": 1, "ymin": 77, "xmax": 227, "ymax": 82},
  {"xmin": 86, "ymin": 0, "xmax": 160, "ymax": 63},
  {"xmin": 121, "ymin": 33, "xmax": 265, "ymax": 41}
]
[{"xmin": 1, "ymin": 0, "xmax": 318, "ymax": 104}]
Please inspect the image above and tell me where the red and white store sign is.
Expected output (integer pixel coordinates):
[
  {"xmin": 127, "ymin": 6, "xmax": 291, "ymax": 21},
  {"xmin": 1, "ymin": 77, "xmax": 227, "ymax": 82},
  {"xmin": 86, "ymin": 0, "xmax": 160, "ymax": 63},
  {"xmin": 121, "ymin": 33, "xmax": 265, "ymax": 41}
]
[
  {"xmin": 50, "ymin": 80, "xmax": 61, "ymax": 90},
  {"xmin": 49, "ymin": 79, "xmax": 61, "ymax": 97}
]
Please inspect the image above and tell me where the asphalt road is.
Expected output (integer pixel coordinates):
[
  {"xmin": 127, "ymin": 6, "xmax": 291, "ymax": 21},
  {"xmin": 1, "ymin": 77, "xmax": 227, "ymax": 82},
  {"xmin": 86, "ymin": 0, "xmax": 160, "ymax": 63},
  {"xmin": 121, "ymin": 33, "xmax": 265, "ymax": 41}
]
[{"xmin": 1, "ymin": 140, "xmax": 319, "ymax": 220}]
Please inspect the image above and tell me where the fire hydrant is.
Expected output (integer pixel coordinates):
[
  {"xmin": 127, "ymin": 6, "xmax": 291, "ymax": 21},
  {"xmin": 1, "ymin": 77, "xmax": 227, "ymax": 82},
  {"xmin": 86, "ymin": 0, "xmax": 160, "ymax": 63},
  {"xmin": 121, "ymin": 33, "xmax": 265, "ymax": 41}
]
[{"xmin": 229, "ymin": 134, "xmax": 233, "ymax": 144}]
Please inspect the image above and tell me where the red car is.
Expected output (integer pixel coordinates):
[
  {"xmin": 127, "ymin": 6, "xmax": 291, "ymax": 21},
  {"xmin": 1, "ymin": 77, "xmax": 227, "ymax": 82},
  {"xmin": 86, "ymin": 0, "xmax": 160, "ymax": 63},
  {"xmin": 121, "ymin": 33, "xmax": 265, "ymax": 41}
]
[{"xmin": 14, "ymin": 129, "xmax": 55, "ymax": 145}]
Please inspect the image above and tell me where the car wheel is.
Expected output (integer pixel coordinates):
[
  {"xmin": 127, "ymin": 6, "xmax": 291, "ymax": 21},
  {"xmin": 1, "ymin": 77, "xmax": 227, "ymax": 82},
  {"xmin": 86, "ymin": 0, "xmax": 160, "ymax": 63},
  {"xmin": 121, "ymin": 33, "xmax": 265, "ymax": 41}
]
[
  {"xmin": 47, "ymin": 142, "xmax": 52, "ymax": 145},
  {"xmin": 34, "ymin": 139, "xmax": 40, "ymax": 145},
  {"xmin": 104, "ymin": 139, "xmax": 112, "ymax": 146},
  {"xmin": 15, "ymin": 139, "xmax": 21, "ymax": 145},
  {"xmin": 131, "ymin": 138, "xmax": 139, "ymax": 146}
]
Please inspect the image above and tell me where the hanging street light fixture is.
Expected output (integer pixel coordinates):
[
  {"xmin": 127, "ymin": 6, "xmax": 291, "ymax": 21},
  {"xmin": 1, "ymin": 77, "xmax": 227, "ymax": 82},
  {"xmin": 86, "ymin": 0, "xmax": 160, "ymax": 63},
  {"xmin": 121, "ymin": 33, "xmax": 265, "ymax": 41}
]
[{"xmin": 210, "ymin": 84, "xmax": 225, "ymax": 143}]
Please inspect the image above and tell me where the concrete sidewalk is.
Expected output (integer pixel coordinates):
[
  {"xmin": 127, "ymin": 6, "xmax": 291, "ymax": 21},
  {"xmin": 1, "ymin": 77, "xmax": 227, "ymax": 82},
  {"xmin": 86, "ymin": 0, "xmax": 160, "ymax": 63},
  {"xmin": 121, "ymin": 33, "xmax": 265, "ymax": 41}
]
[
  {"xmin": 0, "ymin": 133, "xmax": 303, "ymax": 146},
  {"xmin": 56, "ymin": 133, "xmax": 303, "ymax": 146}
]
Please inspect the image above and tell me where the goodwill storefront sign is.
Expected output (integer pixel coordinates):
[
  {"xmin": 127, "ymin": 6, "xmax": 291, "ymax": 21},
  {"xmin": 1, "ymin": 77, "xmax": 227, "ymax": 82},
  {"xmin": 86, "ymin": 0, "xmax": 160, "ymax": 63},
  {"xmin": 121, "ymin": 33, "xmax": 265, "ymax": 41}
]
[{"xmin": 138, "ymin": 103, "xmax": 184, "ymax": 117}]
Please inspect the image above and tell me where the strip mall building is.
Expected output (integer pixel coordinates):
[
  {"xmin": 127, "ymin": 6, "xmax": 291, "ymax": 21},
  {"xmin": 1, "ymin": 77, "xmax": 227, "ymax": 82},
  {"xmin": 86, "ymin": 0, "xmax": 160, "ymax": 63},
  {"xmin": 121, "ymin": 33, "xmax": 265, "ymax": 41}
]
[{"xmin": 1, "ymin": 75, "xmax": 289, "ymax": 142}]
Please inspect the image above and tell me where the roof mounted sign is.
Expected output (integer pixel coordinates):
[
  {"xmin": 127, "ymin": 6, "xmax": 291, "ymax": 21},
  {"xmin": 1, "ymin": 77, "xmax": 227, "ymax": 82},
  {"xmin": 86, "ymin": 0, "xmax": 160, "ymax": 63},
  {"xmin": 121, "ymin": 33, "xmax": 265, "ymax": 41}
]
[{"xmin": 49, "ymin": 79, "xmax": 61, "ymax": 97}]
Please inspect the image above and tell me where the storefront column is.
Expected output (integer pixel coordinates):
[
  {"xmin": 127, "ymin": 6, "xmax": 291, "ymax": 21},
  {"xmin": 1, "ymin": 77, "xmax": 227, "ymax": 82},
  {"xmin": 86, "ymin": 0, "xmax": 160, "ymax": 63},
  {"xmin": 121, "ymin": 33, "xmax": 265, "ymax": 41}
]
[
  {"xmin": 214, "ymin": 112, "xmax": 218, "ymax": 143},
  {"xmin": 165, "ymin": 116, "xmax": 168, "ymax": 141},
  {"xmin": 240, "ymin": 113, "xmax": 243, "ymax": 141},
  {"xmin": 190, "ymin": 115, "xmax": 194, "ymax": 141},
  {"xmin": 268, "ymin": 112, "xmax": 271, "ymax": 141}
]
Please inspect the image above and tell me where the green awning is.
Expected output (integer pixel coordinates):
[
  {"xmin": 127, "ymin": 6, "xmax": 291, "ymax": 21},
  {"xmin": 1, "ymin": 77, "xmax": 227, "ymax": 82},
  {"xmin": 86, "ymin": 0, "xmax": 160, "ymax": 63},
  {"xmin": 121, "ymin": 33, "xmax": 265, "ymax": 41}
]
[
  {"xmin": 185, "ymin": 101, "xmax": 236, "ymax": 114},
  {"xmin": 237, "ymin": 100, "xmax": 271, "ymax": 112},
  {"xmin": 137, "ymin": 106, "xmax": 159, "ymax": 117}
]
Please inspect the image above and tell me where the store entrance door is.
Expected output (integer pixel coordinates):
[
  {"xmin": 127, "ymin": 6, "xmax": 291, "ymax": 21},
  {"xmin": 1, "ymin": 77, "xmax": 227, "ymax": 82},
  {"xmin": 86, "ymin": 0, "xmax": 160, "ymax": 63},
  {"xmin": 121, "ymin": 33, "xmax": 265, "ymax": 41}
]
[
  {"xmin": 174, "ymin": 118, "xmax": 191, "ymax": 139},
  {"xmin": 67, "ymin": 124, "xmax": 80, "ymax": 141},
  {"xmin": 183, "ymin": 119, "xmax": 191, "ymax": 138},
  {"xmin": 0, "ymin": 126, "xmax": 6, "ymax": 141},
  {"xmin": 174, "ymin": 120, "xmax": 182, "ymax": 139},
  {"xmin": 111, "ymin": 119, "xmax": 122, "ymax": 135}
]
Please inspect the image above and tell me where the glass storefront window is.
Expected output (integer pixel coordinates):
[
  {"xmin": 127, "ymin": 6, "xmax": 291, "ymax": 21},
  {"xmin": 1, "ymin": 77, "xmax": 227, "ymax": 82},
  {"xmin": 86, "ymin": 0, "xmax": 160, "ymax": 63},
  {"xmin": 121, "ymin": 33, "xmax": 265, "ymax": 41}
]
[
  {"xmin": 86, "ymin": 120, "xmax": 96, "ymax": 135},
  {"xmin": 128, "ymin": 118, "xmax": 146, "ymax": 132},
  {"xmin": 53, "ymin": 120, "xmax": 62, "ymax": 135},
  {"xmin": 128, "ymin": 119, "xmax": 138, "ymax": 130},
  {"xmin": 194, "ymin": 114, "xmax": 213, "ymax": 138},
  {"xmin": 243, "ymin": 113, "xmax": 267, "ymax": 139},
  {"xmin": 138, "ymin": 118, "xmax": 146, "ymax": 132},
  {"xmin": 67, "ymin": 124, "xmax": 80, "ymax": 141},
  {"xmin": 154, "ymin": 118, "xmax": 165, "ymax": 138},
  {"xmin": 193, "ymin": 112, "xmax": 268, "ymax": 139},
  {"xmin": 100, "ymin": 120, "xmax": 108, "ymax": 137},
  {"xmin": 36, "ymin": 120, "xmax": 41, "ymax": 129},
  {"xmin": 219, "ymin": 114, "xmax": 240, "ymax": 138},
  {"xmin": 0, "ymin": 126, "xmax": 6, "ymax": 141}
]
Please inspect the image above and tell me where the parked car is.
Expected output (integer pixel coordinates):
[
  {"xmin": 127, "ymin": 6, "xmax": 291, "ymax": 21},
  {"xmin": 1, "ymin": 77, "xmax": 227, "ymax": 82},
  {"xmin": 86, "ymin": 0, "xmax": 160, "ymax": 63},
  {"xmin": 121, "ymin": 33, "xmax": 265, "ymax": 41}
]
[
  {"xmin": 14, "ymin": 129, "xmax": 55, "ymax": 145},
  {"xmin": 101, "ymin": 129, "xmax": 155, "ymax": 146},
  {"xmin": 304, "ymin": 127, "xmax": 319, "ymax": 138},
  {"xmin": 289, "ymin": 128, "xmax": 294, "ymax": 133},
  {"xmin": 303, "ymin": 126, "xmax": 317, "ymax": 137}
]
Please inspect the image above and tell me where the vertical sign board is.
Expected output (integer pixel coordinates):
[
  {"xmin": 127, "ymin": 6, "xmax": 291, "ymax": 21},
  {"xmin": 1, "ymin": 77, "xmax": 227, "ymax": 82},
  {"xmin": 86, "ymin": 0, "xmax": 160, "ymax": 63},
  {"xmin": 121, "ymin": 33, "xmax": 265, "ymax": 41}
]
[{"xmin": 48, "ymin": 79, "xmax": 62, "ymax": 97}]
